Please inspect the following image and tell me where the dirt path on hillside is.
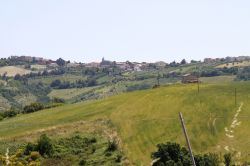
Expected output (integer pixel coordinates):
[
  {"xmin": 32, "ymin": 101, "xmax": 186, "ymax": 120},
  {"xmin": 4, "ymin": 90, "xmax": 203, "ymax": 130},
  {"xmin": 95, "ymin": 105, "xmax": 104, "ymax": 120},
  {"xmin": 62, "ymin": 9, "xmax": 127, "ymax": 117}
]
[
  {"xmin": 212, "ymin": 118, "xmax": 217, "ymax": 133},
  {"xmin": 5, "ymin": 148, "xmax": 9, "ymax": 165},
  {"xmin": 222, "ymin": 102, "xmax": 243, "ymax": 164},
  {"xmin": 224, "ymin": 102, "xmax": 243, "ymax": 142}
]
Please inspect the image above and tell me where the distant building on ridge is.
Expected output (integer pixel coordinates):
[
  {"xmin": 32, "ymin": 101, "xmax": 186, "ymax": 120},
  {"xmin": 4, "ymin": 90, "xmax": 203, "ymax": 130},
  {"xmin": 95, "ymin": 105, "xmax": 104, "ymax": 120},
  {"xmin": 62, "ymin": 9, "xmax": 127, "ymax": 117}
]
[{"xmin": 182, "ymin": 74, "xmax": 199, "ymax": 83}]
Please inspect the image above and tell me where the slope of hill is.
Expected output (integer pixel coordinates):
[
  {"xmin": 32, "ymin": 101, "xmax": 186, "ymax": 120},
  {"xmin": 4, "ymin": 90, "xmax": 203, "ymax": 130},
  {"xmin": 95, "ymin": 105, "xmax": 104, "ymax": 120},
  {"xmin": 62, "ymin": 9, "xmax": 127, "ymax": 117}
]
[
  {"xmin": 0, "ymin": 66, "xmax": 32, "ymax": 77},
  {"xmin": 1, "ymin": 84, "xmax": 250, "ymax": 165}
]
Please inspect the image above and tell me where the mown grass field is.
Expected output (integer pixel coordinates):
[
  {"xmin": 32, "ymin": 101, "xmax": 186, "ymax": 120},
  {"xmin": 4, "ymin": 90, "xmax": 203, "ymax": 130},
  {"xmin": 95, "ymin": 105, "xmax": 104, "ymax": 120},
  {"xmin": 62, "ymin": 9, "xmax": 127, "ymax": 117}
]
[
  {"xmin": 48, "ymin": 87, "xmax": 97, "ymax": 100},
  {"xmin": 28, "ymin": 74, "xmax": 86, "ymax": 85},
  {"xmin": 0, "ymin": 66, "xmax": 31, "ymax": 77},
  {"xmin": 30, "ymin": 64, "xmax": 47, "ymax": 71},
  {"xmin": 0, "ymin": 82, "xmax": 250, "ymax": 165},
  {"xmin": 200, "ymin": 75, "xmax": 236, "ymax": 84}
]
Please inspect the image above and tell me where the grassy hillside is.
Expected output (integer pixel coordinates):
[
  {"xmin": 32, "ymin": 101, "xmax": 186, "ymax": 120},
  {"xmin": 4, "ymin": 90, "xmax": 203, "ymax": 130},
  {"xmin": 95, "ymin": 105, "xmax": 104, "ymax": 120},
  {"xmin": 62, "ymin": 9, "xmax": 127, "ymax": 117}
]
[
  {"xmin": 0, "ymin": 82, "xmax": 250, "ymax": 165},
  {"xmin": 0, "ymin": 66, "xmax": 31, "ymax": 77},
  {"xmin": 48, "ymin": 87, "xmax": 96, "ymax": 100}
]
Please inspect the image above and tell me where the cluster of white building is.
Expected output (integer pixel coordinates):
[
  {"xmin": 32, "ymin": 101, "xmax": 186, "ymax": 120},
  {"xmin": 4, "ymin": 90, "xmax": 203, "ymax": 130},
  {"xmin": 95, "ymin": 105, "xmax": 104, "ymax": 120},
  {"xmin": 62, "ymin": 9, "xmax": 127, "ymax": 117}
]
[{"xmin": 83, "ymin": 58, "xmax": 168, "ymax": 71}]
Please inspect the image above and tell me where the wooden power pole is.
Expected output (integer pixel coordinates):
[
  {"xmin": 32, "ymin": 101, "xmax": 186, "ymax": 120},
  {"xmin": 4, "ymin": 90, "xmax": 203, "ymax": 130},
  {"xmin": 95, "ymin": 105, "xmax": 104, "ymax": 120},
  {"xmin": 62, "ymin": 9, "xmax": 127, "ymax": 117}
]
[
  {"xmin": 179, "ymin": 112, "xmax": 196, "ymax": 166},
  {"xmin": 197, "ymin": 76, "xmax": 200, "ymax": 93},
  {"xmin": 235, "ymin": 88, "xmax": 237, "ymax": 107},
  {"xmin": 157, "ymin": 71, "xmax": 160, "ymax": 86}
]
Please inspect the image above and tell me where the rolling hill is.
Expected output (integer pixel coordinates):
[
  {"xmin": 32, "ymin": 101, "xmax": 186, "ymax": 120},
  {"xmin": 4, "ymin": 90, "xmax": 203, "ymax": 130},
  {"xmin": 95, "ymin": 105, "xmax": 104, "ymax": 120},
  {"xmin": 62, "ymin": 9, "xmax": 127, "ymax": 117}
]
[
  {"xmin": 0, "ymin": 82, "xmax": 250, "ymax": 165},
  {"xmin": 216, "ymin": 60, "xmax": 250, "ymax": 68}
]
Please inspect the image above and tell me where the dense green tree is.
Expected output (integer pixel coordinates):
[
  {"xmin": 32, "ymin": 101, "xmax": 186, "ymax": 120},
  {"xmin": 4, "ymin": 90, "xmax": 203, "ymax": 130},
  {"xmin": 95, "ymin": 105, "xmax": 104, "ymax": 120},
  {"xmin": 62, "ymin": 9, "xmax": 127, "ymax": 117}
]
[
  {"xmin": 50, "ymin": 79, "xmax": 61, "ymax": 88},
  {"xmin": 56, "ymin": 58, "xmax": 66, "ymax": 66},
  {"xmin": 181, "ymin": 59, "xmax": 187, "ymax": 65},
  {"xmin": 24, "ymin": 142, "xmax": 38, "ymax": 155},
  {"xmin": 14, "ymin": 74, "xmax": 22, "ymax": 80},
  {"xmin": 2, "ymin": 107, "xmax": 18, "ymax": 118},
  {"xmin": 23, "ymin": 103, "xmax": 44, "ymax": 113},
  {"xmin": 37, "ymin": 134, "xmax": 54, "ymax": 157},
  {"xmin": 151, "ymin": 142, "xmax": 192, "ymax": 166}
]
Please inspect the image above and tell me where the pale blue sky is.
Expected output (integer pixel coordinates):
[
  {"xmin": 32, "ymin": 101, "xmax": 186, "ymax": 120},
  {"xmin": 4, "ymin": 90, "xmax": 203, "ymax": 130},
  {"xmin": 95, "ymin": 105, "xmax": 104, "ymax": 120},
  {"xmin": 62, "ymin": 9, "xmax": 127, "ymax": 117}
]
[{"xmin": 0, "ymin": 0, "xmax": 250, "ymax": 63}]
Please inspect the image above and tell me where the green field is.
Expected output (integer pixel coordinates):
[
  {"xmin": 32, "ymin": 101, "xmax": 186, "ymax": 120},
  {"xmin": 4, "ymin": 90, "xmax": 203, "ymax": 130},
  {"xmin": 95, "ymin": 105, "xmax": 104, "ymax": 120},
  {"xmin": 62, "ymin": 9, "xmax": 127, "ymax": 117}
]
[
  {"xmin": 200, "ymin": 75, "xmax": 236, "ymax": 84},
  {"xmin": 30, "ymin": 64, "xmax": 47, "ymax": 71},
  {"xmin": 29, "ymin": 74, "xmax": 86, "ymax": 85},
  {"xmin": 48, "ymin": 87, "xmax": 97, "ymax": 100},
  {"xmin": 0, "ymin": 82, "xmax": 250, "ymax": 165}
]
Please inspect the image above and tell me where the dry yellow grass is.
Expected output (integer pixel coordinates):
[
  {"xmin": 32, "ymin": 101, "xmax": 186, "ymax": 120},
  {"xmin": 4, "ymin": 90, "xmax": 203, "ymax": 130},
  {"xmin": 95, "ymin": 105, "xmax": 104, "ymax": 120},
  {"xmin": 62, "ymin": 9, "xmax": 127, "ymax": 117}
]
[
  {"xmin": 216, "ymin": 60, "xmax": 250, "ymax": 68},
  {"xmin": 0, "ymin": 66, "xmax": 31, "ymax": 77}
]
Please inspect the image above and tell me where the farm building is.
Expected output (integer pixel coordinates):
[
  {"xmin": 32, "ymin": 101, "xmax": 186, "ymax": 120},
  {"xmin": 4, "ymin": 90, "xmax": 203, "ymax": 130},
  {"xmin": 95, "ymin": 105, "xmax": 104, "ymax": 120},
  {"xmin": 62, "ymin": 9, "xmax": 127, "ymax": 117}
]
[{"xmin": 182, "ymin": 74, "xmax": 199, "ymax": 83}]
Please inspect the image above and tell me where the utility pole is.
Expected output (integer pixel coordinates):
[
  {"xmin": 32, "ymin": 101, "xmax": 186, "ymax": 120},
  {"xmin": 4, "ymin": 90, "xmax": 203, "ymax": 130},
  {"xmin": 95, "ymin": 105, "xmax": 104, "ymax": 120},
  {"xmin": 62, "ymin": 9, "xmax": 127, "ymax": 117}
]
[
  {"xmin": 179, "ymin": 112, "xmax": 196, "ymax": 166},
  {"xmin": 197, "ymin": 65, "xmax": 200, "ymax": 94},
  {"xmin": 157, "ymin": 71, "xmax": 160, "ymax": 86},
  {"xmin": 235, "ymin": 88, "xmax": 237, "ymax": 107},
  {"xmin": 197, "ymin": 76, "xmax": 200, "ymax": 93}
]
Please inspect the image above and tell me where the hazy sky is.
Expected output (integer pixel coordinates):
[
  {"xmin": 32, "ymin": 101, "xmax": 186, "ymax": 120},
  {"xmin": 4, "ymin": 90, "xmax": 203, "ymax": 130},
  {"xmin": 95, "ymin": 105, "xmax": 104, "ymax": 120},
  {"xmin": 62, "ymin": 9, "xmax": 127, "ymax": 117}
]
[{"xmin": 0, "ymin": 0, "xmax": 250, "ymax": 63}]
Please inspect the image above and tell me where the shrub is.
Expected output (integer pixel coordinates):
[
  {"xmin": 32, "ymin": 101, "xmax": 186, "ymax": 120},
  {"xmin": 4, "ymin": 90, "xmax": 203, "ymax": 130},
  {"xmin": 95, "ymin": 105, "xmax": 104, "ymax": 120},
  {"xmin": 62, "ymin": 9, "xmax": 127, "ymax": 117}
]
[
  {"xmin": 194, "ymin": 153, "xmax": 220, "ymax": 166},
  {"xmin": 152, "ymin": 142, "xmax": 222, "ymax": 166},
  {"xmin": 115, "ymin": 153, "xmax": 122, "ymax": 163},
  {"xmin": 106, "ymin": 140, "xmax": 118, "ymax": 152},
  {"xmin": 30, "ymin": 151, "xmax": 40, "ymax": 161},
  {"xmin": 52, "ymin": 97, "xmax": 65, "ymax": 103},
  {"xmin": 105, "ymin": 151, "xmax": 112, "ymax": 157},
  {"xmin": 23, "ymin": 103, "xmax": 44, "ymax": 114},
  {"xmin": 50, "ymin": 79, "xmax": 61, "ymax": 88},
  {"xmin": 207, "ymin": 153, "xmax": 219, "ymax": 166},
  {"xmin": 127, "ymin": 84, "xmax": 151, "ymax": 92},
  {"xmin": 3, "ymin": 108, "xmax": 18, "ymax": 118},
  {"xmin": 79, "ymin": 159, "xmax": 86, "ymax": 166},
  {"xmin": 15, "ymin": 149, "xmax": 23, "ymax": 158},
  {"xmin": 37, "ymin": 134, "xmax": 54, "ymax": 157},
  {"xmin": 152, "ymin": 142, "xmax": 189, "ymax": 165},
  {"xmin": 87, "ymin": 78, "xmax": 97, "ymax": 87},
  {"xmin": 152, "ymin": 84, "xmax": 160, "ymax": 89},
  {"xmin": 24, "ymin": 143, "xmax": 38, "ymax": 155},
  {"xmin": 0, "ymin": 115, "xmax": 3, "ymax": 121},
  {"xmin": 224, "ymin": 153, "xmax": 232, "ymax": 166},
  {"xmin": 89, "ymin": 137, "xmax": 97, "ymax": 143}
]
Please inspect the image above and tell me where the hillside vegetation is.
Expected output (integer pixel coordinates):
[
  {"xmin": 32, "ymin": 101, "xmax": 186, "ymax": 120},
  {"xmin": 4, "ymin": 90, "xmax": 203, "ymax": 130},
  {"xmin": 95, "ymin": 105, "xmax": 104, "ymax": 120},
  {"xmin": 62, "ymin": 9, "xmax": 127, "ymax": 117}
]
[
  {"xmin": 0, "ymin": 82, "xmax": 250, "ymax": 165},
  {"xmin": 216, "ymin": 60, "xmax": 250, "ymax": 68}
]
